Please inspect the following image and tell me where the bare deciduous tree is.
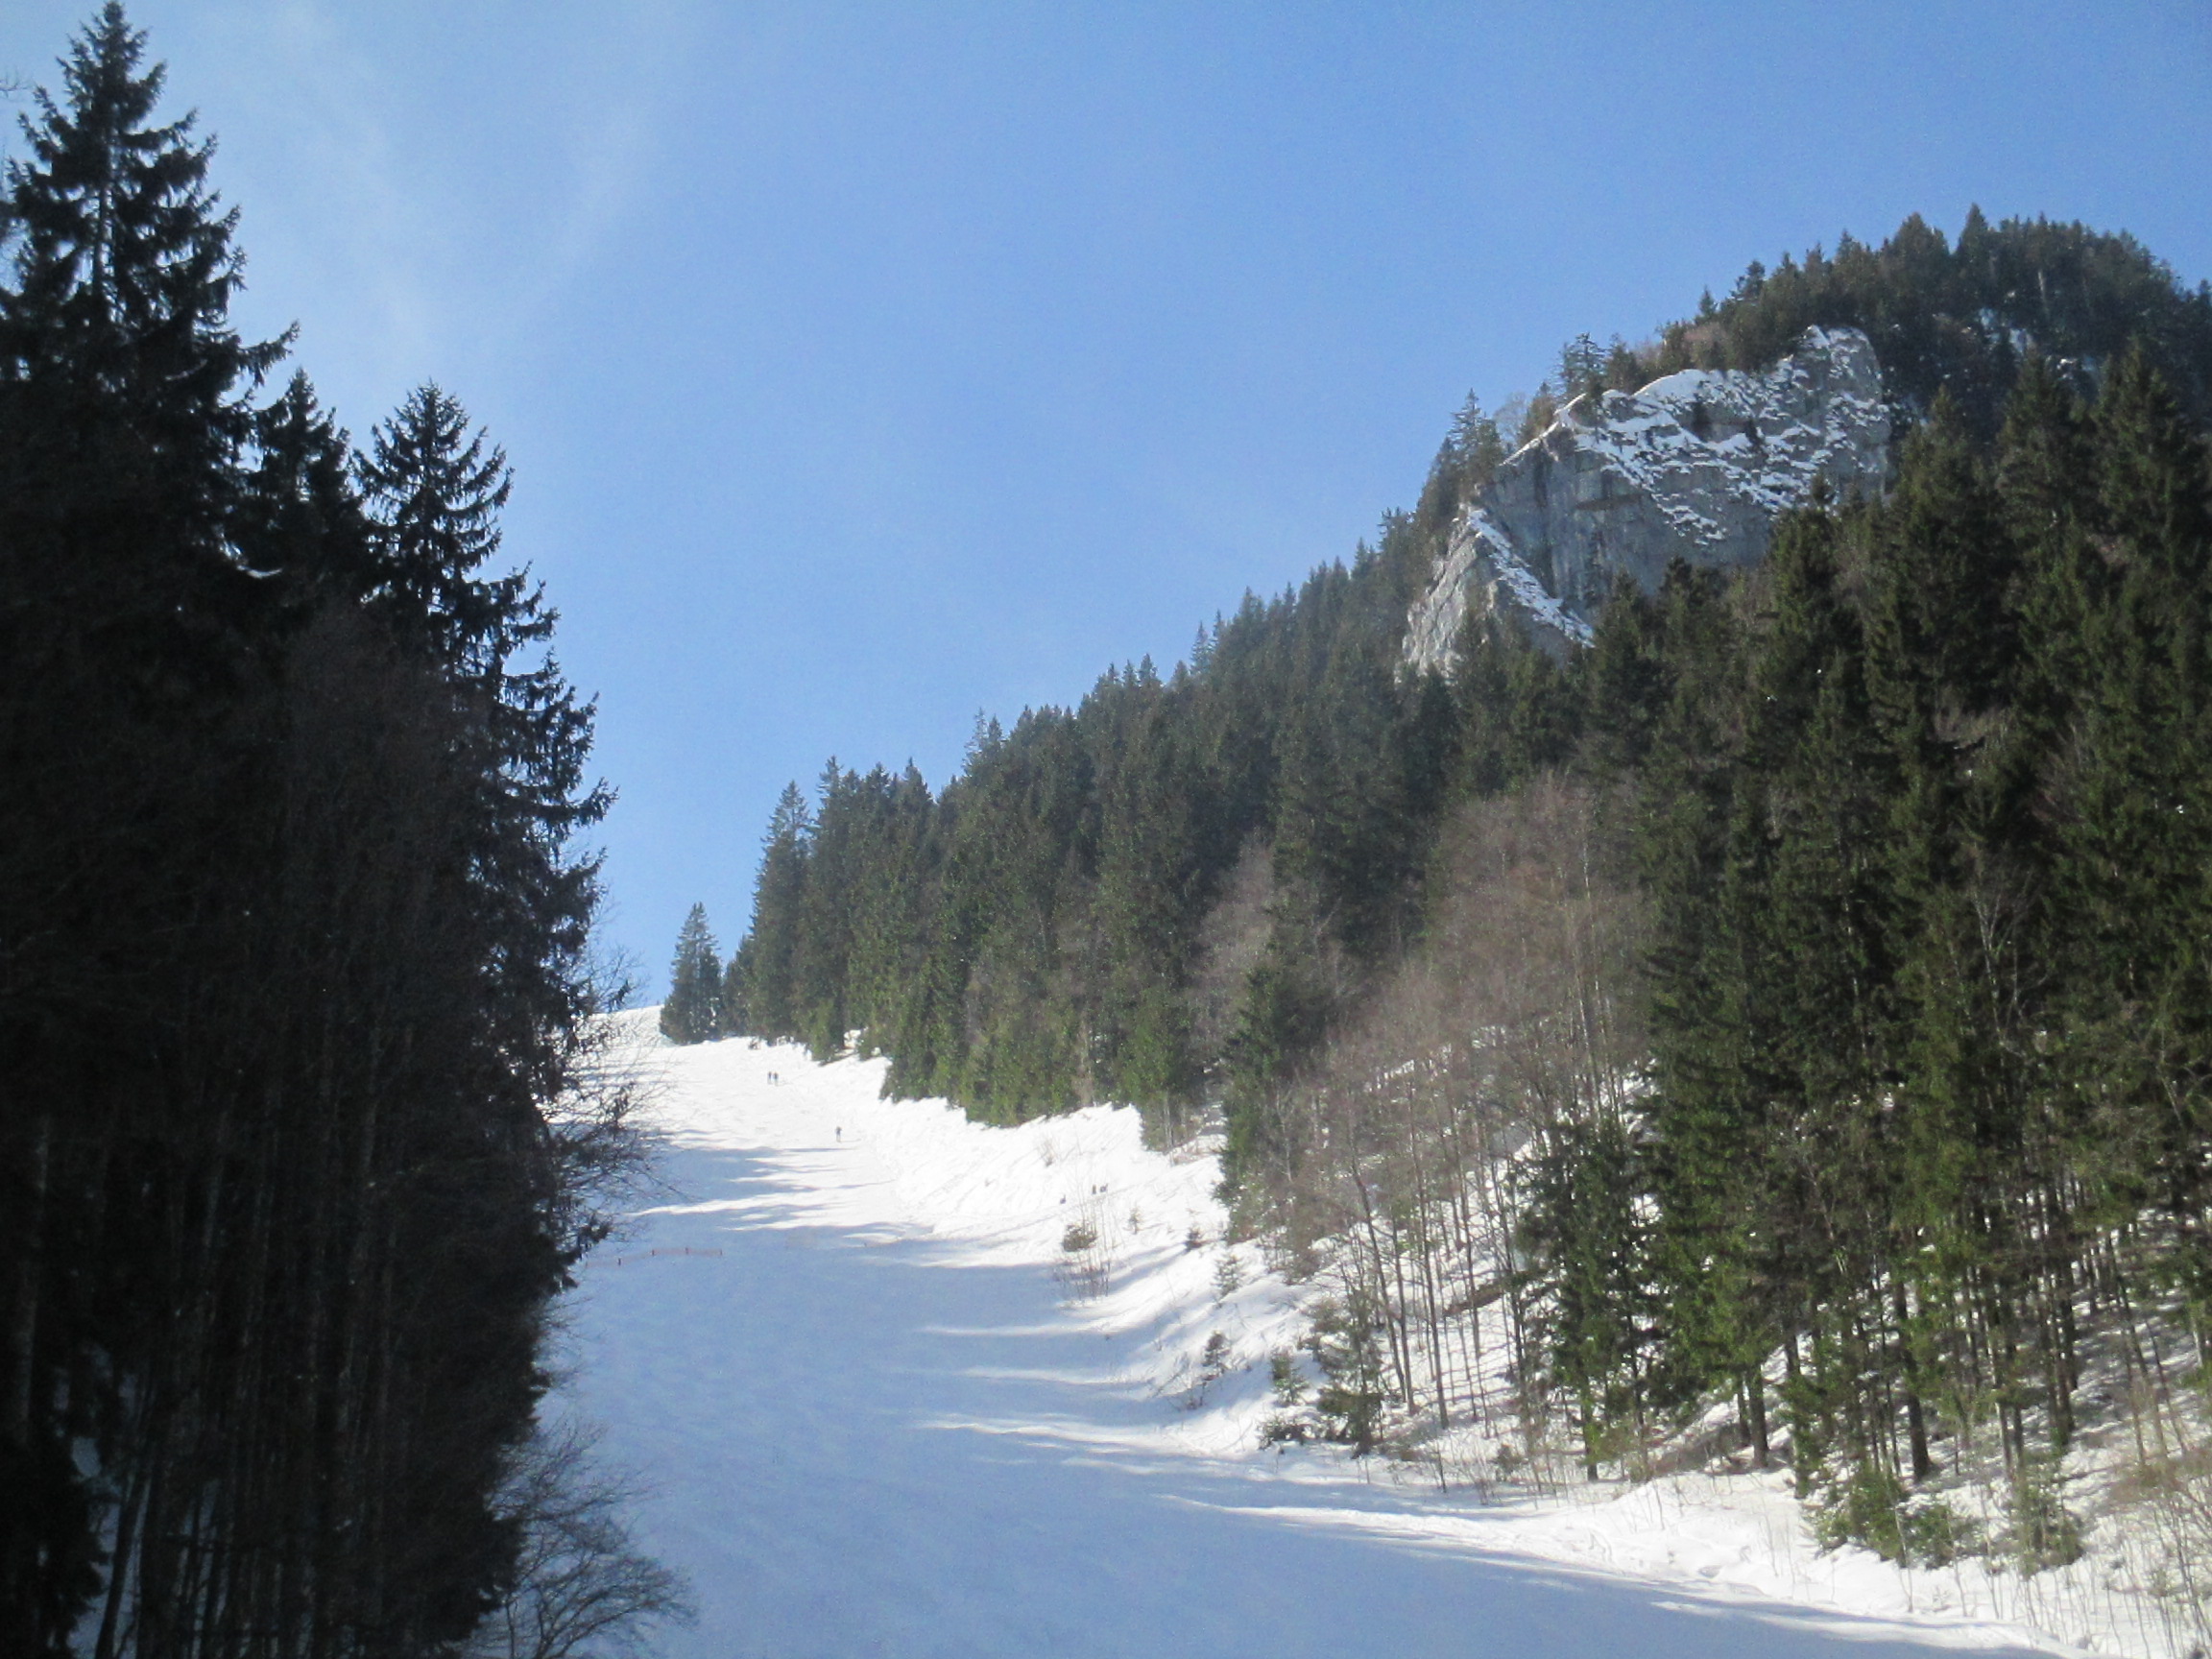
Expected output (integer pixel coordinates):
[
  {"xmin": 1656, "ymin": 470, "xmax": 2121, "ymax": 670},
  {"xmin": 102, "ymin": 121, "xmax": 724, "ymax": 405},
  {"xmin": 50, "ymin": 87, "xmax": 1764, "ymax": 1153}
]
[{"xmin": 469, "ymin": 1422, "xmax": 694, "ymax": 1659}]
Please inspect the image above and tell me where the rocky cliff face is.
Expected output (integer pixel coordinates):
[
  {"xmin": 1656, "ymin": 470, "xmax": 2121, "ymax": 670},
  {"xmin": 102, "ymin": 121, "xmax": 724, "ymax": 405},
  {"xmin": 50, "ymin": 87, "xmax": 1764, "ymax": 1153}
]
[{"xmin": 1404, "ymin": 326, "xmax": 1890, "ymax": 670}]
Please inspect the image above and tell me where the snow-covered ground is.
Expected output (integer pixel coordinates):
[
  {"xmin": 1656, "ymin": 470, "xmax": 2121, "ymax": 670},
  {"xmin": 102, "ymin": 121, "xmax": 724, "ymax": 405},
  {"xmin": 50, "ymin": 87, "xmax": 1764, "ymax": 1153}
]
[{"xmin": 556, "ymin": 1022, "xmax": 2110, "ymax": 1658}]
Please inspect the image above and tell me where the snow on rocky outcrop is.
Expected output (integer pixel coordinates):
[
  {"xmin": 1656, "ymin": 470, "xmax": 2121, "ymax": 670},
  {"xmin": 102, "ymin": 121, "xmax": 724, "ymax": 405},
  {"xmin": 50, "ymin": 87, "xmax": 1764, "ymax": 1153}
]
[{"xmin": 1405, "ymin": 326, "xmax": 1890, "ymax": 668}]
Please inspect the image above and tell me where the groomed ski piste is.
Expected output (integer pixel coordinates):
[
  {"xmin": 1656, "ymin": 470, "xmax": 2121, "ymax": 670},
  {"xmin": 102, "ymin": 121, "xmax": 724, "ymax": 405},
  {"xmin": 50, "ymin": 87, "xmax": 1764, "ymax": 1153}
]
[{"xmin": 556, "ymin": 1015, "xmax": 2157, "ymax": 1658}]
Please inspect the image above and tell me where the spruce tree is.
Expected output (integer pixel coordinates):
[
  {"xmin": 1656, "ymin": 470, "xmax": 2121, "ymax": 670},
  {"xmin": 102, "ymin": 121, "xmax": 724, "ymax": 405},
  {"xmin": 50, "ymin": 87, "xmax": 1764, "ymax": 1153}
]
[
  {"xmin": 2057, "ymin": 352, "xmax": 2212, "ymax": 1247},
  {"xmin": 357, "ymin": 382, "xmax": 529, "ymax": 672},
  {"xmin": 238, "ymin": 370, "xmax": 376, "ymax": 596},
  {"xmin": 661, "ymin": 903, "xmax": 723, "ymax": 1045},
  {"xmin": 743, "ymin": 782, "xmax": 812, "ymax": 1038},
  {"xmin": 356, "ymin": 379, "xmax": 608, "ymax": 1030},
  {"xmin": 0, "ymin": 1, "xmax": 284, "ymax": 568},
  {"xmin": 0, "ymin": 13, "xmax": 283, "ymax": 1642},
  {"xmin": 3, "ymin": 12, "xmax": 629, "ymax": 1651}
]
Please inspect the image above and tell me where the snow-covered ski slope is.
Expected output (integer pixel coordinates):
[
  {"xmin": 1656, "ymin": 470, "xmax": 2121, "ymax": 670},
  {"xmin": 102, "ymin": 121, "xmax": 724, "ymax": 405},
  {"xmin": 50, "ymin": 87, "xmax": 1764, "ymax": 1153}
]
[{"xmin": 560, "ymin": 1021, "xmax": 2080, "ymax": 1659}]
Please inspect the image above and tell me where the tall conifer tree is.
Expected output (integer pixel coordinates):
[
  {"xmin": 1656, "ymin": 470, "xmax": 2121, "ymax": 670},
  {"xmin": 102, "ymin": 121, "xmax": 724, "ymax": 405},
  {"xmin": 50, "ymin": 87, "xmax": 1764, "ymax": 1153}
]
[{"xmin": 661, "ymin": 903, "xmax": 723, "ymax": 1045}]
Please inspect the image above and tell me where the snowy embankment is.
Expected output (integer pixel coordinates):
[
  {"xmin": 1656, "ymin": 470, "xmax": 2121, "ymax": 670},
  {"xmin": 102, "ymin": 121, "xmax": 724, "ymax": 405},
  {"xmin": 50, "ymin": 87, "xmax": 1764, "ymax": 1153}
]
[{"xmin": 556, "ymin": 1018, "xmax": 2121, "ymax": 1658}]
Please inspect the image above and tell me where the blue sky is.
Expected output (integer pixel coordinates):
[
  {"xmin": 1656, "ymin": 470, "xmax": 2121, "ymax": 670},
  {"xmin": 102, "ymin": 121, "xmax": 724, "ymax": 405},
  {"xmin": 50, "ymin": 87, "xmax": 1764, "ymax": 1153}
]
[{"xmin": 5, "ymin": 2, "xmax": 2208, "ymax": 991}]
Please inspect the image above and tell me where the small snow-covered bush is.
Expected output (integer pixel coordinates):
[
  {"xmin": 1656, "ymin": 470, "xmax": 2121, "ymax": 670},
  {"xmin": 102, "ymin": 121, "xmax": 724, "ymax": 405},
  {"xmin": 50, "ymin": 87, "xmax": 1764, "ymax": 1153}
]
[
  {"xmin": 1306, "ymin": 1296, "xmax": 1388, "ymax": 1455},
  {"xmin": 1212, "ymin": 1250, "xmax": 1243, "ymax": 1301},
  {"xmin": 2000, "ymin": 1462, "xmax": 2083, "ymax": 1573},
  {"xmin": 1175, "ymin": 1332, "xmax": 1238, "ymax": 1413},
  {"xmin": 1812, "ymin": 1464, "xmax": 1983, "ymax": 1568},
  {"xmin": 1056, "ymin": 1215, "xmax": 1112, "ymax": 1299}
]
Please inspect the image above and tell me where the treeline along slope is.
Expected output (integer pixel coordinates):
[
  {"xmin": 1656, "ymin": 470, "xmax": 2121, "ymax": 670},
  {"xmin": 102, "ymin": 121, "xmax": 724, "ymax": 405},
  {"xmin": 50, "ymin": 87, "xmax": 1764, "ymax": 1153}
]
[
  {"xmin": 708, "ymin": 209, "xmax": 2212, "ymax": 1141},
  {"xmin": 693, "ymin": 210, "xmax": 2212, "ymax": 1602},
  {"xmin": 0, "ymin": 11, "xmax": 658, "ymax": 1657}
]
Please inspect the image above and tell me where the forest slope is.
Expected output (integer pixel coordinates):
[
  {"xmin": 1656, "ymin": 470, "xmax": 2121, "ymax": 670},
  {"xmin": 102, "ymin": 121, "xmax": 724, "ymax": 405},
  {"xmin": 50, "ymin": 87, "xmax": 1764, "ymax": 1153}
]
[
  {"xmin": 690, "ymin": 211, "xmax": 2212, "ymax": 1645},
  {"xmin": 567, "ymin": 1022, "xmax": 2112, "ymax": 1659}
]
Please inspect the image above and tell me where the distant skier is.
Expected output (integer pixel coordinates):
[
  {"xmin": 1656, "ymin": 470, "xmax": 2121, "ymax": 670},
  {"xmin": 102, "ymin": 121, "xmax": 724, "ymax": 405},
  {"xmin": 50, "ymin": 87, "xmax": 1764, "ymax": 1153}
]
[{"xmin": 835, "ymin": 1126, "xmax": 842, "ymax": 1142}]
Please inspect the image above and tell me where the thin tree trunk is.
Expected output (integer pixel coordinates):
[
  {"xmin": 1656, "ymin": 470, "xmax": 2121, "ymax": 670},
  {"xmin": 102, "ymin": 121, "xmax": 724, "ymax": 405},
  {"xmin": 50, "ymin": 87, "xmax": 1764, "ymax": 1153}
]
[{"xmin": 4, "ymin": 1109, "xmax": 52, "ymax": 1455}]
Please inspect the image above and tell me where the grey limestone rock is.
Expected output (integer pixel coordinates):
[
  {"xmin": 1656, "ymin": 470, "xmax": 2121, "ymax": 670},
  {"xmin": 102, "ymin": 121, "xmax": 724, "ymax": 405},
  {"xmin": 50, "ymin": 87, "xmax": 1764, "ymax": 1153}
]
[{"xmin": 1403, "ymin": 326, "xmax": 1890, "ymax": 670}]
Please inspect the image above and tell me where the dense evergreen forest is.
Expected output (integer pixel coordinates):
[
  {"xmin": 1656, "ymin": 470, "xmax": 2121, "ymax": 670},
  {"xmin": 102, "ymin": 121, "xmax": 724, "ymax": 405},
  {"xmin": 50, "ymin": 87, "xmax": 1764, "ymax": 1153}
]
[
  {"xmin": 698, "ymin": 211, "xmax": 2212, "ymax": 1581},
  {"xmin": 0, "ymin": 12, "xmax": 675, "ymax": 1656}
]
